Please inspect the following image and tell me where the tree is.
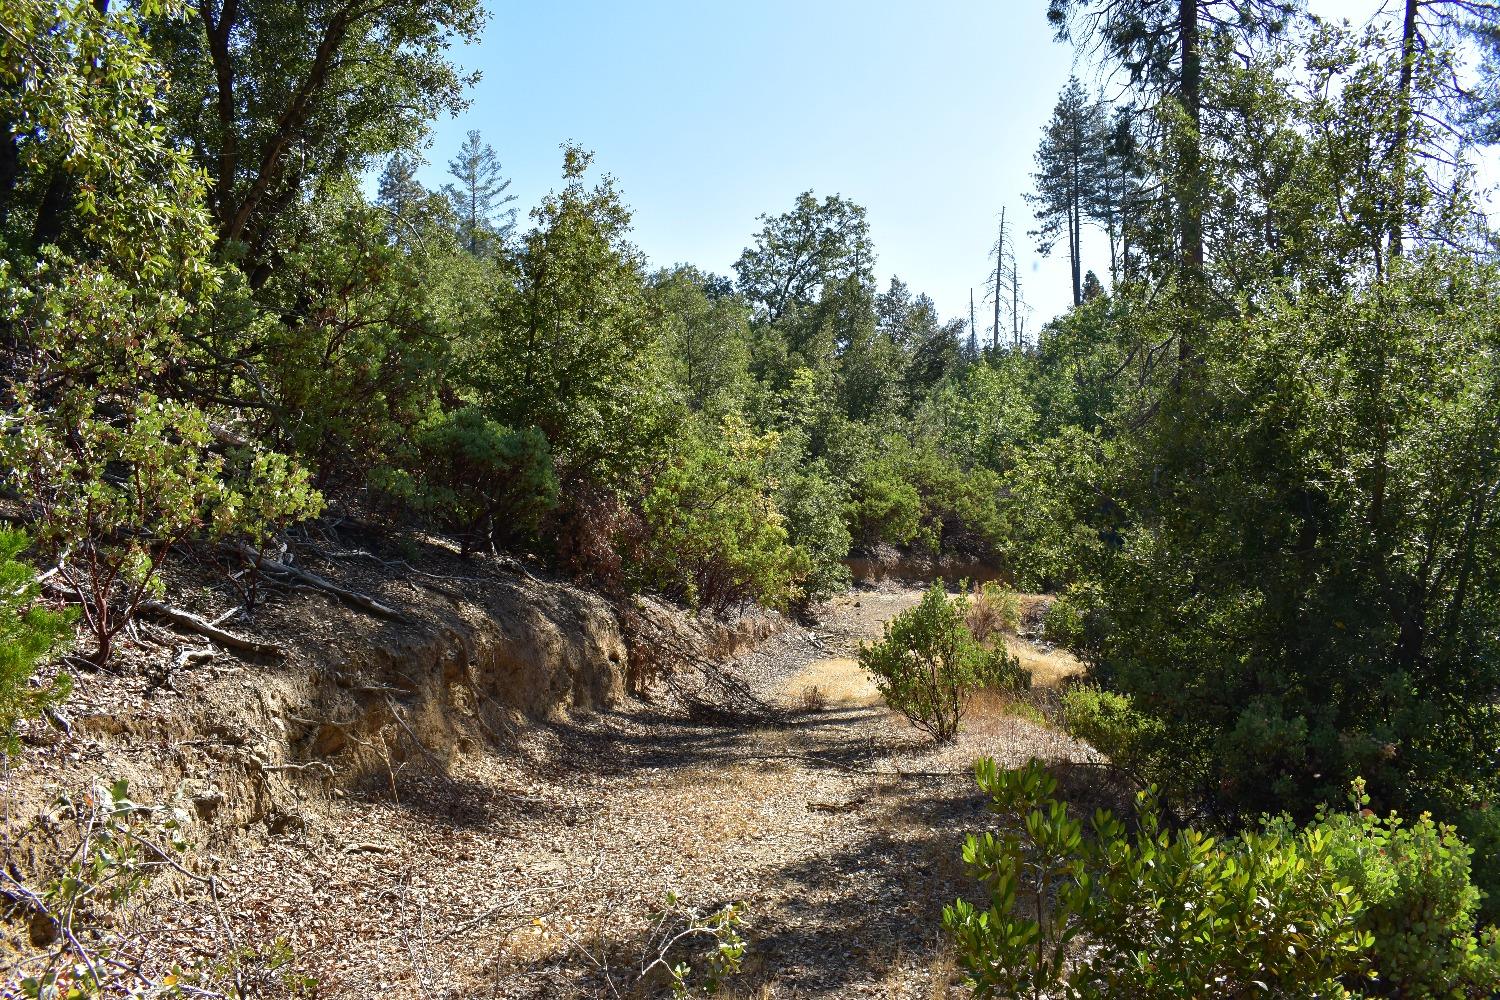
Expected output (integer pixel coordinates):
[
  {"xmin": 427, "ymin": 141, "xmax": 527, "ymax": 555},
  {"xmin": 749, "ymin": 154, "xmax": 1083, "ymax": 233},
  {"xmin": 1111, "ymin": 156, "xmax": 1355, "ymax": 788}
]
[
  {"xmin": 443, "ymin": 129, "xmax": 518, "ymax": 255},
  {"xmin": 1090, "ymin": 105, "xmax": 1146, "ymax": 282},
  {"xmin": 735, "ymin": 192, "xmax": 874, "ymax": 327},
  {"xmin": 254, "ymin": 187, "xmax": 455, "ymax": 487},
  {"xmin": 473, "ymin": 146, "xmax": 667, "ymax": 488},
  {"xmin": 0, "ymin": 0, "xmax": 321, "ymax": 666},
  {"xmin": 1, "ymin": 0, "xmax": 206, "ymax": 258},
  {"xmin": 1028, "ymin": 78, "xmax": 1106, "ymax": 307},
  {"xmin": 0, "ymin": 529, "xmax": 74, "ymax": 754},
  {"xmin": 143, "ymin": 0, "xmax": 484, "ymax": 283},
  {"xmin": 990, "ymin": 208, "xmax": 1026, "ymax": 349},
  {"xmin": 1383, "ymin": 1, "xmax": 1500, "ymax": 257},
  {"xmin": 1082, "ymin": 269, "xmax": 1105, "ymax": 299},
  {"xmin": 876, "ymin": 278, "xmax": 961, "ymax": 409},
  {"xmin": 377, "ymin": 150, "xmax": 428, "ymax": 227},
  {"xmin": 1082, "ymin": 256, "xmax": 1500, "ymax": 835},
  {"xmin": 647, "ymin": 266, "xmax": 752, "ymax": 414},
  {"xmin": 1046, "ymin": 0, "xmax": 1301, "ymax": 285},
  {"xmin": 639, "ymin": 416, "xmax": 809, "ymax": 612}
]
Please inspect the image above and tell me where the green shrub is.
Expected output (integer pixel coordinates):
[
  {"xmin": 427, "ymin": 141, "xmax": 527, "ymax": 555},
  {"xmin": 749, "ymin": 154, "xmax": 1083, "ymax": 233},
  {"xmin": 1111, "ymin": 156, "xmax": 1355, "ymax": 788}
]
[
  {"xmin": 378, "ymin": 405, "xmax": 558, "ymax": 552},
  {"xmin": 1060, "ymin": 685, "xmax": 1175, "ymax": 792},
  {"xmin": 777, "ymin": 469, "xmax": 852, "ymax": 602},
  {"xmin": 847, "ymin": 458, "xmax": 923, "ymax": 549},
  {"xmin": 1040, "ymin": 594, "xmax": 1083, "ymax": 648},
  {"xmin": 5, "ymin": 386, "xmax": 321, "ymax": 666},
  {"xmin": 859, "ymin": 582, "xmax": 1026, "ymax": 743},
  {"xmin": 846, "ymin": 444, "xmax": 1006, "ymax": 560},
  {"xmin": 1304, "ymin": 779, "xmax": 1500, "ymax": 997},
  {"xmin": 946, "ymin": 761, "xmax": 1500, "ymax": 1000},
  {"xmin": 639, "ymin": 416, "xmax": 809, "ymax": 612},
  {"xmin": 944, "ymin": 759, "xmax": 1373, "ymax": 999},
  {"xmin": 0, "ymin": 529, "xmax": 74, "ymax": 754}
]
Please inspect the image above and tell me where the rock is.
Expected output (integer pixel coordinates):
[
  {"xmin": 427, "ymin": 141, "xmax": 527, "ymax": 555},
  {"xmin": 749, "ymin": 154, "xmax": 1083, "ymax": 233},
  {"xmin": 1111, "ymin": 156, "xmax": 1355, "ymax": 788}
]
[{"xmin": 192, "ymin": 788, "xmax": 225, "ymax": 820}]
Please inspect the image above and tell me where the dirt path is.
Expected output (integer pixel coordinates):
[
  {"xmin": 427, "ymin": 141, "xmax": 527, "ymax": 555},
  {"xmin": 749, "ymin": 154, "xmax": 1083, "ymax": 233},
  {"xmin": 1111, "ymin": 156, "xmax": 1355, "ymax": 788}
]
[{"xmin": 171, "ymin": 588, "xmax": 1099, "ymax": 999}]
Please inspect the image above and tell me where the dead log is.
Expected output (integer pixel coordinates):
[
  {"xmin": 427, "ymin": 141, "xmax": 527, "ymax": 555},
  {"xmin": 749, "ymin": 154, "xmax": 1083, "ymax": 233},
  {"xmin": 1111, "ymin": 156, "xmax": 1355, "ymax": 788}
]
[
  {"xmin": 232, "ymin": 543, "xmax": 410, "ymax": 623},
  {"xmin": 138, "ymin": 601, "xmax": 284, "ymax": 656}
]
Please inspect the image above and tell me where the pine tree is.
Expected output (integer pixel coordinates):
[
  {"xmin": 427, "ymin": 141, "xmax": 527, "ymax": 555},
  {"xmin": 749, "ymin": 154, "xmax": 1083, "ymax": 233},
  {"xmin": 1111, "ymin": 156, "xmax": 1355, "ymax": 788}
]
[
  {"xmin": 377, "ymin": 151, "xmax": 428, "ymax": 240},
  {"xmin": 1388, "ymin": 1, "xmax": 1500, "ymax": 258},
  {"xmin": 443, "ymin": 130, "xmax": 518, "ymax": 256},
  {"xmin": 1088, "ymin": 104, "xmax": 1146, "ymax": 284},
  {"xmin": 1046, "ymin": 0, "xmax": 1299, "ymax": 284},
  {"xmin": 1028, "ymin": 78, "xmax": 1105, "ymax": 307},
  {"xmin": 989, "ymin": 209, "xmax": 1025, "ymax": 349}
]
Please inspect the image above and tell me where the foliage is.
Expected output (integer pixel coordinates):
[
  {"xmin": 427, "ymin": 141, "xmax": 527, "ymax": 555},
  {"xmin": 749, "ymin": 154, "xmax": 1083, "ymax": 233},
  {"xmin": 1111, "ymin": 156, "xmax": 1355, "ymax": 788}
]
[
  {"xmin": 639, "ymin": 417, "xmax": 808, "ymax": 612},
  {"xmin": 775, "ymin": 468, "xmax": 853, "ymax": 603},
  {"xmin": 648, "ymin": 266, "xmax": 753, "ymax": 415},
  {"xmin": 444, "ymin": 129, "xmax": 518, "ymax": 254},
  {"xmin": 859, "ymin": 583, "xmax": 1027, "ymax": 743},
  {"xmin": 1040, "ymin": 594, "xmax": 1084, "ymax": 648},
  {"xmin": 472, "ymin": 146, "xmax": 669, "ymax": 488},
  {"xmin": 143, "ymin": 0, "xmax": 484, "ymax": 278},
  {"xmin": 250, "ymin": 188, "xmax": 453, "ymax": 487},
  {"xmin": 12, "ymin": 781, "xmax": 191, "ymax": 999},
  {"xmin": 1086, "ymin": 258, "xmax": 1500, "ymax": 826},
  {"xmin": 0, "ymin": 0, "xmax": 321, "ymax": 665},
  {"xmin": 920, "ymin": 354, "xmax": 1038, "ymax": 471},
  {"xmin": 1028, "ymin": 77, "xmax": 1108, "ymax": 306},
  {"xmin": 377, "ymin": 406, "xmax": 557, "ymax": 553},
  {"xmin": 944, "ymin": 759, "xmax": 1373, "ymax": 1000},
  {"xmin": 734, "ymin": 191, "xmax": 874, "ymax": 329},
  {"xmin": 1289, "ymin": 779, "xmax": 1500, "ymax": 996},
  {"xmin": 1059, "ymin": 686, "xmax": 1169, "ymax": 789},
  {"xmin": 848, "ymin": 444, "xmax": 1006, "ymax": 559},
  {"xmin": 0, "ymin": 530, "xmax": 74, "ymax": 754}
]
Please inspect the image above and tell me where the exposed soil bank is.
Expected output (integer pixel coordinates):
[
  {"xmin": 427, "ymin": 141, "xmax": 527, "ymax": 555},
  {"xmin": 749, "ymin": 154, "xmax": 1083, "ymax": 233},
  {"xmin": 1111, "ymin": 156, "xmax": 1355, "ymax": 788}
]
[{"xmin": 2, "ymin": 545, "xmax": 1098, "ymax": 998}]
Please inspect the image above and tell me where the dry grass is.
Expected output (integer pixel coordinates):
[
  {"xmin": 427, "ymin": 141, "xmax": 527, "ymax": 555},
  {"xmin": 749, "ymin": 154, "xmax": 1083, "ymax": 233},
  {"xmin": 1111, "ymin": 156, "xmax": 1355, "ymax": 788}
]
[
  {"xmin": 924, "ymin": 947, "xmax": 961, "ymax": 1000},
  {"xmin": 965, "ymin": 582, "xmax": 1020, "ymax": 645},
  {"xmin": 780, "ymin": 656, "xmax": 882, "ymax": 707},
  {"xmin": 962, "ymin": 687, "xmax": 1042, "ymax": 741},
  {"xmin": 1006, "ymin": 636, "xmax": 1083, "ymax": 688},
  {"xmin": 798, "ymin": 684, "xmax": 828, "ymax": 713}
]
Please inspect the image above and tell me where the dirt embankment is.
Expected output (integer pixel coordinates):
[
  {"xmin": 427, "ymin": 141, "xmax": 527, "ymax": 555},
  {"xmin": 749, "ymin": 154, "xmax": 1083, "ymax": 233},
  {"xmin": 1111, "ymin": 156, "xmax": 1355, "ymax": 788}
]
[
  {"xmin": 0, "ymin": 534, "xmax": 778, "ymax": 984},
  {"xmin": 2, "ymin": 541, "xmax": 1103, "ymax": 999}
]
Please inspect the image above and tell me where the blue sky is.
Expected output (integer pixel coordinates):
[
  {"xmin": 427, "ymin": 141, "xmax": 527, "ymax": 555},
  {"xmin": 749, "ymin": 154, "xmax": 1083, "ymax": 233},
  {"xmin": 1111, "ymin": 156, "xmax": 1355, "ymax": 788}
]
[{"xmin": 414, "ymin": 1, "xmax": 1388, "ymax": 335}]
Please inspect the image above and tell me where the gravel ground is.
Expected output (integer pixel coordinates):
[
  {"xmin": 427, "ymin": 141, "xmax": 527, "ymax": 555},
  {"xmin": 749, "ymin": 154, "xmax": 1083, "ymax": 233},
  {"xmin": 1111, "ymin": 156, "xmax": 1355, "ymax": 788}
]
[{"xmin": 82, "ymin": 586, "xmax": 1103, "ymax": 999}]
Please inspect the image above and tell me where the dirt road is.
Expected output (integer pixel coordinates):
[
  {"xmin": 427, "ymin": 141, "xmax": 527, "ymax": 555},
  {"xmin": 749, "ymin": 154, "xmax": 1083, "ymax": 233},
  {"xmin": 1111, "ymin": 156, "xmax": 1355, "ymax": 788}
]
[{"xmin": 184, "ymin": 588, "xmax": 1096, "ymax": 999}]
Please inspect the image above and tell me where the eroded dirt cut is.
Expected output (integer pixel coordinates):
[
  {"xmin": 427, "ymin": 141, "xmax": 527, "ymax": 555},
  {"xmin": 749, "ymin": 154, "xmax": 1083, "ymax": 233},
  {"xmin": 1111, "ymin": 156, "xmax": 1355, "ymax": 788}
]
[
  {"xmin": 3, "ymin": 582, "xmax": 1099, "ymax": 999},
  {"xmin": 179, "ymin": 587, "xmax": 1095, "ymax": 999}
]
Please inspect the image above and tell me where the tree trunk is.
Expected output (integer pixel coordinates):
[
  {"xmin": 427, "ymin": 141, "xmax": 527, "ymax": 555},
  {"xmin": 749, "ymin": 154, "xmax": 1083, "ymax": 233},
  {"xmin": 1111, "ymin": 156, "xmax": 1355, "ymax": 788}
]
[
  {"xmin": 1011, "ymin": 248, "xmax": 1021, "ymax": 348},
  {"xmin": 1176, "ymin": 0, "xmax": 1204, "ymax": 365},
  {"xmin": 994, "ymin": 208, "xmax": 1005, "ymax": 351},
  {"xmin": 1180, "ymin": 0, "xmax": 1203, "ymax": 277},
  {"xmin": 1070, "ymin": 142, "xmax": 1083, "ymax": 306},
  {"xmin": 1391, "ymin": 0, "xmax": 1420, "ymax": 262}
]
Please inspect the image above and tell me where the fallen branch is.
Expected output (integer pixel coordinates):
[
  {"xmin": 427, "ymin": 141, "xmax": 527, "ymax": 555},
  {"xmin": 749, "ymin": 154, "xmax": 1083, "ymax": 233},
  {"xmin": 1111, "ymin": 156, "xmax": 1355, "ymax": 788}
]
[
  {"xmin": 138, "ymin": 601, "xmax": 284, "ymax": 657},
  {"xmin": 232, "ymin": 543, "xmax": 410, "ymax": 623},
  {"xmin": 248, "ymin": 756, "xmax": 336, "ymax": 779}
]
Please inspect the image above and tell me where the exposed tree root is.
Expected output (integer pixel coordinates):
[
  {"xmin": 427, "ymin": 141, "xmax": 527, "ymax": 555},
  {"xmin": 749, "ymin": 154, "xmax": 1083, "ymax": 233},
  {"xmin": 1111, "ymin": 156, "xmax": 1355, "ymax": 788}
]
[
  {"xmin": 137, "ymin": 600, "xmax": 284, "ymax": 656},
  {"xmin": 231, "ymin": 542, "xmax": 411, "ymax": 622}
]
